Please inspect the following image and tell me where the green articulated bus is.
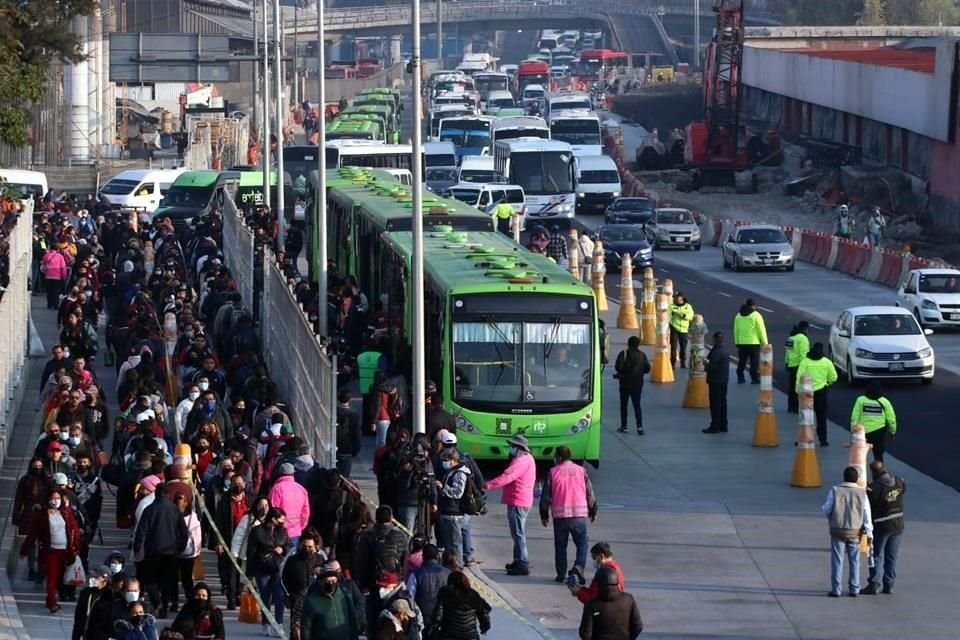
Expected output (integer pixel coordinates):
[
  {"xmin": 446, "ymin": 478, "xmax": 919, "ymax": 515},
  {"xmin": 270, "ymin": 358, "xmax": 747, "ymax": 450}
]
[{"xmin": 377, "ymin": 229, "xmax": 602, "ymax": 465}]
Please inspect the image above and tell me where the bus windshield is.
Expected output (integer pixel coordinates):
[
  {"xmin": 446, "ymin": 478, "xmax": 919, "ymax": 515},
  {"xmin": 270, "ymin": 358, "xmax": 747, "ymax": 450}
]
[
  {"xmin": 509, "ymin": 151, "xmax": 574, "ymax": 195},
  {"xmin": 452, "ymin": 320, "xmax": 592, "ymax": 404},
  {"xmin": 475, "ymin": 76, "xmax": 509, "ymax": 95},
  {"xmin": 493, "ymin": 128, "xmax": 549, "ymax": 143},
  {"xmin": 284, "ymin": 147, "xmax": 319, "ymax": 186},
  {"xmin": 551, "ymin": 120, "xmax": 601, "ymax": 146},
  {"xmin": 439, "ymin": 119, "xmax": 491, "ymax": 148},
  {"xmin": 160, "ymin": 185, "xmax": 215, "ymax": 207}
]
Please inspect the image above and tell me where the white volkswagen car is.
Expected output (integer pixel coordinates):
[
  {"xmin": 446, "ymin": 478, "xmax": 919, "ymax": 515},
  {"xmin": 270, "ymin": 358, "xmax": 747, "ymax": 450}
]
[
  {"xmin": 896, "ymin": 268, "xmax": 960, "ymax": 330},
  {"xmin": 828, "ymin": 306, "xmax": 935, "ymax": 384}
]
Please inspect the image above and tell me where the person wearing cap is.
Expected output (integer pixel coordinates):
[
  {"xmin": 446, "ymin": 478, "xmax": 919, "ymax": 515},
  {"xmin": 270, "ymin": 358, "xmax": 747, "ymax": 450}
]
[
  {"xmin": 867, "ymin": 206, "xmax": 886, "ymax": 246},
  {"xmin": 432, "ymin": 432, "xmax": 484, "ymax": 566},
  {"xmin": 733, "ymin": 298, "xmax": 767, "ymax": 384},
  {"xmin": 668, "ymin": 292, "xmax": 694, "ymax": 368},
  {"xmin": 485, "ymin": 434, "xmax": 536, "ymax": 576},
  {"xmin": 578, "ymin": 566, "xmax": 643, "ymax": 640},
  {"xmin": 376, "ymin": 596, "xmax": 417, "ymax": 640},
  {"xmin": 836, "ymin": 204, "xmax": 854, "ymax": 239},
  {"xmin": 300, "ymin": 563, "xmax": 359, "ymax": 640},
  {"xmin": 73, "ymin": 565, "xmax": 112, "ymax": 640},
  {"xmin": 19, "ymin": 487, "xmax": 82, "ymax": 613},
  {"xmin": 268, "ymin": 462, "xmax": 311, "ymax": 547},
  {"xmin": 44, "ymin": 438, "xmax": 74, "ymax": 476}
]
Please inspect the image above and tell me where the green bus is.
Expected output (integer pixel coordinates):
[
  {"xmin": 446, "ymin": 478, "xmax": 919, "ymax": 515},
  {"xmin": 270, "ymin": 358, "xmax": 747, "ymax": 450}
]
[
  {"xmin": 327, "ymin": 118, "xmax": 384, "ymax": 142},
  {"xmin": 353, "ymin": 93, "xmax": 399, "ymax": 134},
  {"xmin": 378, "ymin": 229, "xmax": 602, "ymax": 465},
  {"xmin": 152, "ymin": 169, "xmax": 235, "ymax": 230},
  {"xmin": 233, "ymin": 170, "xmax": 297, "ymax": 225},
  {"xmin": 316, "ymin": 171, "xmax": 495, "ymax": 281}
]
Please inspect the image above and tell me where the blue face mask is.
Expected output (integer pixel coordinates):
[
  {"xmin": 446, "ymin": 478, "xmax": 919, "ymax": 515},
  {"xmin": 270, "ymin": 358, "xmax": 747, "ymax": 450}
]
[
  {"xmin": 203, "ymin": 400, "xmax": 216, "ymax": 412},
  {"xmin": 441, "ymin": 461, "xmax": 453, "ymax": 471}
]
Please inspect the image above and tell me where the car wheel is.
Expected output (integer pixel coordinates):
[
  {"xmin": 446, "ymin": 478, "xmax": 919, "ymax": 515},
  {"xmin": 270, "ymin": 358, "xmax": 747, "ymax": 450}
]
[
  {"xmin": 786, "ymin": 263, "xmax": 795, "ymax": 272},
  {"xmin": 846, "ymin": 357, "xmax": 859, "ymax": 386},
  {"xmin": 732, "ymin": 254, "xmax": 741, "ymax": 272},
  {"xmin": 722, "ymin": 251, "xmax": 729, "ymax": 269},
  {"xmin": 913, "ymin": 308, "xmax": 925, "ymax": 330},
  {"xmin": 694, "ymin": 243, "xmax": 701, "ymax": 251}
]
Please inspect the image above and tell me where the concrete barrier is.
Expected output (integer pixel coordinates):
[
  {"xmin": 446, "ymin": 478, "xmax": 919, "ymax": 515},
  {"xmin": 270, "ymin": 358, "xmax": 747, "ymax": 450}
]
[
  {"xmin": 824, "ymin": 235, "xmax": 840, "ymax": 270},
  {"xmin": 864, "ymin": 247, "xmax": 884, "ymax": 282}
]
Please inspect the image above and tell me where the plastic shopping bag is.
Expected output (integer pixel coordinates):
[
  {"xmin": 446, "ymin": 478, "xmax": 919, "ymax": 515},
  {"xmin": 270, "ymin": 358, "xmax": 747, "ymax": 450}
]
[
  {"xmin": 63, "ymin": 556, "xmax": 86, "ymax": 586},
  {"xmin": 239, "ymin": 589, "xmax": 260, "ymax": 623}
]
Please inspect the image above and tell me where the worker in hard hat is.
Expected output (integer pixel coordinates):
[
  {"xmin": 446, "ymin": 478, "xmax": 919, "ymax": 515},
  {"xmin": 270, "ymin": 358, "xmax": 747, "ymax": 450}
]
[
  {"xmin": 836, "ymin": 205, "xmax": 855, "ymax": 239},
  {"xmin": 867, "ymin": 207, "xmax": 886, "ymax": 247}
]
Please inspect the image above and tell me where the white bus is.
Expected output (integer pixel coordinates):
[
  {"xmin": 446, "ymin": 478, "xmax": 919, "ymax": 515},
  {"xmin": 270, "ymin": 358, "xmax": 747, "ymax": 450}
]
[
  {"xmin": 490, "ymin": 116, "xmax": 550, "ymax": 146},
  {"xmin": 473, "ymin": 72, "xmax": 510, "ymax": 101},
  {"xmin": 493, "ymin": 138, "xmax": 576, "ymax": 219},
  {"xmin": 548, "ymin": 111, "xmax": 603, "ymax": 156},
  {"xmin": 546, "ymin": 91, "xmax": 593, "ymax": 117},
  {"xmin": 283, "ymin": 141, "xmax": 414, "ymax": 187}
]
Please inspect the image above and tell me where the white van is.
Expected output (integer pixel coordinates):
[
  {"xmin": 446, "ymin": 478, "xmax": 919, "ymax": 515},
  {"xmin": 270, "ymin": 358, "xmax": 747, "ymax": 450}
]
[
  {"xmin": 457, "ymin": 156, "xmax": 499, "ymax": 183},
  {"xmin": 423, "ymin": 141, "xmax": 458, "ymax": 171},
  {"xmin": 484, "ymin": 90, "xmax": 516, "ymax": 116},
  {"xmin": 447, "ymin": 182, "xmax": 526, "ymax": 229},
  {"xmin": 575, "ymin": 155, "xmax": 621, "ymax": 213},
  {"xmin": 382, "ymin": 168, "xmax": 413, "ymax": 186},
  {"xmin": 0, "ymin": 169, "xmax": 48, "ymax": 213},
  {"xmin": 99, "ymin": 168, "xmax": 187, "ymax": 212}
]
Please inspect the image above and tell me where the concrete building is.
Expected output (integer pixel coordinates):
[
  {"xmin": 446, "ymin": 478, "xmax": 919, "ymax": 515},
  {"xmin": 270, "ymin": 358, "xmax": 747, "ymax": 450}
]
[{"xmin": 741, "ymin": 27, "xmax": 960, "ymax": 238}]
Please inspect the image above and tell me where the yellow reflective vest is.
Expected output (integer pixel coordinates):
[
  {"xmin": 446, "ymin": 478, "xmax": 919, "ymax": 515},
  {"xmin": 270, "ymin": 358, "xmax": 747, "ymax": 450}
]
[
  {"xmin": 785, "ymin": 332, "xmax": 810, "ymax": 368},
  {"xmin": 669, "ymin": 303, "xmax": 694, "ymax": 333},
  {"xmin": 733, "ymin": 310, "xmax": 768, "ymax": 345},
  {"xmin": 492, "ymin": 202, "xmax": 514, "ymax": 220},
  {"xmin": 850, "ymin": 395, "xmax": 897, "ymax": 435},
  {"xmin": 795, "ymin": 356, "xmax": 838, "ymax": 392}
]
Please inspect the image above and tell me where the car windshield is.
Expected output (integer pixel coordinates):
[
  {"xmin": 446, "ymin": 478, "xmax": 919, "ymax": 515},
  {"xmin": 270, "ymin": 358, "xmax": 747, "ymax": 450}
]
[
  {"xmin": 737, "ymin": 229, "xmax": 788, "ymax": 244},
  {"xmin": 426, "ymin": 168, "xmax": 458, "ymax": 182},
  {"xmin": 919, "ymin": 274, "xmax": 960, "ymax": 293},
  {"xmin": 601, "ymin": 226, "xmax": 646, "ymax": 242},
  {"xmin": 615, "ymin": 198, "xmax": 652, "ymax": 211},
  {"xmin": 448, "ymin": 188, "xmax": 481, "ymax": 204},
  {"xmin": 657, "ymin": 210, "xmax": 693, "ymax": 224},
  {"xmin": 452, "ymin": 321, "xmax": 592, "ymax": 404},
  {"xmin": 100, "ymin": 179, "xmax": 140, "ymax": 195},
  {"xmin": 853, "ymin": 314, "xmax": 921, "ymax": 336},
  {"xmin": 579, "ymin": 170, "xmax": 619, "ymax": 184}
]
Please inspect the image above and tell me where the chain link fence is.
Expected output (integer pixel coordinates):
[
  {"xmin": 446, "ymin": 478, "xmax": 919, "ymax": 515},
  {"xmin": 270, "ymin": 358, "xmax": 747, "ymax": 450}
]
[
  {"xmin": 262, "ymin": 249, "xmax": 337, "ymax": 468},
  {"xmin": 0, "ymin": 215, "xmax": 32, "ymax": 468}
]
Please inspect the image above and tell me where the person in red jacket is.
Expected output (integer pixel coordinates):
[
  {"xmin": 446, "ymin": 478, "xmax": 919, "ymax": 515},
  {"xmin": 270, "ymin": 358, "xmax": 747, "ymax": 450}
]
[
  {"xmin": 19, "ymin": 487, "xmax": 82, "ymax": 612},
  {"xmin": 570, "ymin": 542, "xmax": 625, "ymax": 604}
]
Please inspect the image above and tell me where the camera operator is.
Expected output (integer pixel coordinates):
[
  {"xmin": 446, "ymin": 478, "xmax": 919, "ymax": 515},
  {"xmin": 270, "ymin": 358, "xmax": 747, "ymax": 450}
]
[{"xmin": 394, "ymin": 437, "xmax": 437, "ymax": 536}]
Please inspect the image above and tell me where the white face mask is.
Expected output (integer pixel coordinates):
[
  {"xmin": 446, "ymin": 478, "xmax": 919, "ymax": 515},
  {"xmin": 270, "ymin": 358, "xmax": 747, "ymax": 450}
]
[
  {"xmin": 63, "ymin": 350, "xmax": 70, "ymax": 359},
  {"xmin": 68, "ymin": 436, "xmax": 81, "ymax": 446},
  {"xmin": 188, "ymin": 391, "xmax": 200, "ymax": 401},
  {"xmin": 270, "ymin": 424, "xmax": 282, "ymax": 436},
  {"xmin": 378, "ymin": 587, "xmax": 394, "ymax": 599},
  {"xmin": 125, "ymin": 591, "xmax": 139, "ymax": 603},
  {"xmin": 88, "ymin": 577, "xmax": 101, "ymax": 589},
  {"xmin": 198, "ymin": 382, "xmax": 210, "ymax": 392},
  {"xmin": 49, "ymin": 499, "xmax": 62, "ymax": 509},
  {"xmin": 110, "ymin": 563, "xmax": 123, "ymax": 574}
]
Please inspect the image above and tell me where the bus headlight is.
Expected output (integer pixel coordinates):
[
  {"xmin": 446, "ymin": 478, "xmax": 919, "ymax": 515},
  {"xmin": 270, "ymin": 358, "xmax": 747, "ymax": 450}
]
[
  {"xmin": 567, "ymin": 412, "xmax": 592, "ymax": 434},
  {"xmin": 455, "ymin": 414, "xmax": 477, "ymax": 433}
]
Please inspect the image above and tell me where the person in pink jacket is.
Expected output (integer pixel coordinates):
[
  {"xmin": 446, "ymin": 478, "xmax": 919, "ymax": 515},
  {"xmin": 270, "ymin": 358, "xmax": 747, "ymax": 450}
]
[
  {"xmin": 485, "ymin": 434, "xmax": 536, "ymax": 576},
  {"xmin": 267, "ymin": 463, "xmax": 310, "ymax": 545},
  {"xmin": 41, "ymin": 248, "xmax": 68, "ymax": 310}
]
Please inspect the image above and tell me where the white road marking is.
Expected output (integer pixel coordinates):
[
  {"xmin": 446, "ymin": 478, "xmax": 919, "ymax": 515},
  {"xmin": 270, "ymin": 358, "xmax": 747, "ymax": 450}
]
[
  {"xmin": 809, "ymin": 323, "xmax": 825, "ymax": 331},
  {"xmin": 717, "ymin": 291, "xmax": 732, "ymax": 298},
  {"xmin": 685, "ymin": 279, "xmax": 697, "ymax": 285},
  {"xmin": 757, "ymin": 305, "xmax": 774, "ymax": 313}
]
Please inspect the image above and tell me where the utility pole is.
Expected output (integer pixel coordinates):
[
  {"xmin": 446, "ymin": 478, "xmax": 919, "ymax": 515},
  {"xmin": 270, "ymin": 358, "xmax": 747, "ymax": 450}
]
[
  {"xmin": 262, "ymin": 0, "xmax": 271, "ymax": 209},
  {"xmin": 252, "ymin": 2, "xmax": 259, "ymax": 143},
  {"xmin": 694, "ymin": 0, "xmax": 701, "ymax": 69},
  {"xmin": 293, "ymin": 1, "xmax": 300, "ymax": 107},
  {"xmin": 411, "ymin": 0, "xmax": 425, "ymax": 436},
  {"xmin": 317, "ymin": 0, "xmax": 328, "ymax": 337},
  {"xmin": 274, "ymin": 0, "xmax": 287, "ymax": 248},
  {"xmin": 436, "ymin": 0, "xmax": 443, "ymax": 67}
]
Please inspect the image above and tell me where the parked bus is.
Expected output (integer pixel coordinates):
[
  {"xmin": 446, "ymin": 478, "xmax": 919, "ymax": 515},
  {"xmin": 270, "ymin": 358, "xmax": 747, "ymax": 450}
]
[
  {"xmin": 491, "ymin": 116, "xmax": 550, "ymax": 146},
  {"xmin": 377, "ymin": 229, "xmax": 601, "ymax": 465},
  {"xmin": 548, "ymin": 111, "xmax": 603, "ymax": 156},
  {"xmin": 493, "ymin": 138, "xmax": 576, "ymax": 219}
]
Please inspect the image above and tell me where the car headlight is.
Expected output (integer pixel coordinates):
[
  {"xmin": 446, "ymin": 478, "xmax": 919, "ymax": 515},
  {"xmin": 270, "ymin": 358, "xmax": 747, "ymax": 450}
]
[
  {"xmin": 559, "ymin": 204, "xmax": 573, "ymax": 213},
  {"xmin": 455, "ymin": 413, "xmax": 477, "ymax": 433},
  {"xmin": 918, "ymin": 347, "xmax": 933, "ymax": 358},
  {"xmin": 612, "ymin": 191, "xmax": 620, "ymax": 197},
  {"xmin": 922, "ymin": 299, "xmax": 938, "ymax": 310},
  {"xmin": 691, "ymin": 229, "xmax": 701, "ymax": 238},
  {"xmin": 656, "ymin": 228, "xmax": 669, "ymax": 238},
  {"xmin": 854, "ymin": 348, "xmax": 875, "ymax": 359},
  {"xmin": 566, "ymin": 412, "xmax": 592, "ymax": 434},
  {"xmin": 739, "ymin": 250, "xmax": 756, "ymax": 258},
  {"xmin": 578, "ymin": 192, "xmax": 586, "ymax": 198}
]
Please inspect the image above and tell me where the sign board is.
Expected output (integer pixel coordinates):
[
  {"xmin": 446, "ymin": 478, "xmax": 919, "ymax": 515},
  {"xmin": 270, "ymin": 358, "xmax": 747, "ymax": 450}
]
[{"xmin": 109, "ymin": 33, "xmax": 232, "ymax": 83}]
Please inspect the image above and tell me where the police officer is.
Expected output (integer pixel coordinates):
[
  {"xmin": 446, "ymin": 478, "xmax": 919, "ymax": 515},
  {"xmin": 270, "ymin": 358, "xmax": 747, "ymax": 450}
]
[
  {"xmin": 785, "ymin": 321, "xmax": 810, "ymax": 413},
  {"xmin": 491, "ymin": 199, "xmax": 515, "ymax": 236},
  {"xmin": 796, "ymin": 343, "xmax": 838, "ymax": 446},
  {"xmin": 668, "ymin": 292, "xmax": 694, "ymax": 368},
  {"xmin": 850, "ymin": 382, "xmax": 897, "ymax": 462},
  {"xmin": 733, "ymin": 298, "xmax": 767, "ymax": 384},
  {"xmin": 864, "ymin": 461, "xmax": 905, "ymax": 595}
]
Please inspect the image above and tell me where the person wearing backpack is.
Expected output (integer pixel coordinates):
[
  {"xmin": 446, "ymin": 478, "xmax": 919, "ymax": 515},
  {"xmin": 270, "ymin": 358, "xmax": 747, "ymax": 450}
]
[
  {"xmin": 335, "ymin": 388, "xmax": 362, "ymax": 478},
  {"xmin": 354, "ymin": 505, "xmax": 409, "ymax": 595},
  {"xmin": 435, "ymin": 449, "xmax": 477, "ymax": 567},
  {"xmin": 614, "ymin": 337, "xmax": 651, "ymax": 435}
]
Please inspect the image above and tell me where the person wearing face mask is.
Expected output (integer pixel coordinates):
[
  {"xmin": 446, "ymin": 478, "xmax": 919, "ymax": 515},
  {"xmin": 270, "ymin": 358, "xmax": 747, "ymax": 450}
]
[
  {"xmin": 113, "ymin": 600, "xmax": 159, "ymax": 640},
  {"xmin": 13, "ymin": 457, "xmax": 51, "ymax": 583},
  {"xmin": 175, "ymin": 385, "xmax": 201, "ymax": 436},
  {"xmin": 55, "ymin": 387, "xmax": 89, "ymax": 431},
  {"xmin": 282, "ymin": 529, "xmax": 328, "ymax": 635},
  {"xmin": 213, "ymin": 473, "xmax": 252, "ymax": 609},
  {"xmin": 184, "ymin": 390, "xmax": 230, "ymax": 443},
  {"xmin": 300, "ymin": 564, "xmax": 359, "ymax": 640},
  {"xmin": 70, "ymin": 452, "xmax": 103, "ymax": 544},
  {"xmin": 170, "ymin": 582, "xmax": 225, "ymax": 640},
  {"xmin": 73, "ymin": 564, "xmax": 112, "ymax": 640},
  {"xmin": 84, "ymin": 385, "xmax": 110, "ymax": 446},
  {"xmin": 85, "ymin": 571, "xmax": 129, "ymax": 640},
  {"xmin": 134, "ymin": 480, "xmax": 189, "ymax": 618},
  {"xmin": 19, "ymin": 488, "xmax": 82, "ymax": 612},
  {"xmin": 247, "ymin": 507, "xmax": 291, "ymax": 635},
  {"xmin": 569, "ymin": 542, "xmax": 625, "ymax": 604},
  {"xmin": 484, "ymin": 435, "xmax": 536, "ymax": 576}
]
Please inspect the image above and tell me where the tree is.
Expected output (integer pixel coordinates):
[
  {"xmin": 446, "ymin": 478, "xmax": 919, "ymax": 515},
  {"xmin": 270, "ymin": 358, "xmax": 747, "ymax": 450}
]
[
  {"xmin": 858, "ymin": 0, "xmax": 887, "ymax": 25},
  {"xmin": 917, "ymin": 0, "xmax": 959, "ymax": 25},
  {"xmin": 0, "ymin": 1, "xmax": 98, "ymax": 147},
  {"xmin": 785, "ymin": 0, "xmax": 863, "ymax": 25}
]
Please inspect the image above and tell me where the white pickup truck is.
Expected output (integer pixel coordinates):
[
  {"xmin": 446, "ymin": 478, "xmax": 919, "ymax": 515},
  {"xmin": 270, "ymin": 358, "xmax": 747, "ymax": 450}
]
[{"xmin": 896, "ymin": 268, "xmax": 960, "ymax": 329}]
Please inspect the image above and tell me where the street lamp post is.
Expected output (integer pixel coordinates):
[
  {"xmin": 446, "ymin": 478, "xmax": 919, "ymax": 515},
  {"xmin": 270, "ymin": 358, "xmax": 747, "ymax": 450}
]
[
  {"xmin": 436, "ymin": 0, "xmax": 443, "ymax": 67},
  {"xmin": 274, "ymin": 0, "xmax": 286, "ymax": 248},
  {"xmin": 411, "ymin": 0, "xmax": 426, "ymax": 435},
  {"xmin": 694, "ymin": 0, "xmax": 701, "ymax": 69},
  {"xmin": 262, "ymin": 0, "xmax": 271, "ymax": 206},
  {"xmin": 317, "ymin": 0, "xmax": 328, "ymax": 337}
]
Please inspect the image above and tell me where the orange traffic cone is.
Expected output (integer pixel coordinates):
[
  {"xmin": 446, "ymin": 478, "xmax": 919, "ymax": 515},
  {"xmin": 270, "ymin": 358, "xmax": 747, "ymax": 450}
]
[
  {"xmin": 682, "ymin": 314, "xmax": 709, "ymax": 408},
  {"xmin": 616, "ymin": 254, "xmax": 639, "ymax": 329},
  {"xmin": 568, "ymin": 228, "xmax": 581, "ymax": 280},
  {"xmin": 640, "ymin": 267, "xmax": 656, "ymax": 345},
  {"xmin": 650, "ymin": 293, "xmax": 674, "ymax": 383},
  {"xmin": 591, "ymin": 239, "xmax": 608, "ymax": 312},
  {"xmin": 752, "ymin": 344, "xmax": 779, "ymax": 447},
  {"xmin": 790, "ymin": 374, "xmax": 822, "ymax": 487}
]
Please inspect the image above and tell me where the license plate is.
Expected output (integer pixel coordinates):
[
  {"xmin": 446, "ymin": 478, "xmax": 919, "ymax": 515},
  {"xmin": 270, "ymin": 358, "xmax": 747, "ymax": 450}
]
[
  {"xmin": 888, "ymin": 362, "xmax": 905, "ymax": 371},
  {"xmin": 950, "ymin": 314, "xmax": 960, "ymax": 320},
  {"xmin": 763, "ymin": 259, "xmax": 776, "ymax": 265},
  {"xmin": 671, "ymin": 237, "xmax": 682, "ymax": 243}
]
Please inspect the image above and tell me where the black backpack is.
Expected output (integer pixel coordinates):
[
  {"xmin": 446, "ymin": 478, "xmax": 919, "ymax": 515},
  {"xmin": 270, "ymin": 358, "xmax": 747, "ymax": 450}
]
[
  {"xmin": 373, "ymin": 528, "xmax": 401, "ymax": 574},
  {"xmin": 460, "ymin": 472, "xmax": 487, "ymax": 516}
]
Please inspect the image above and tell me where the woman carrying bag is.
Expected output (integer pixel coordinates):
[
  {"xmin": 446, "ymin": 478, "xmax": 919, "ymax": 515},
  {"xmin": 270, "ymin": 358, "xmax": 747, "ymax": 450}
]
[
  {"xmin": 19, "ymin": 488, "xmax": 82, "ymax": 612},
  {"xmin": 246, "ymin": 507, "xmax": 291, "ymax": 634}
]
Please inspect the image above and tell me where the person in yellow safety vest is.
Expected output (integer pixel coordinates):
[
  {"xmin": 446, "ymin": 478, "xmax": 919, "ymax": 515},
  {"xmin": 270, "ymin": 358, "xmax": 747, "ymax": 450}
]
[
  {"xmin": 785, "ymin": 321, "xmax": 811, "ymax": 414},
  {"xmin": 491, "ymin": 200, "xmax": 515, "ymax": 236},
  {"xmin": 668, "ymin": 292, "xmax": 694, "ymax": 368},
  {"xmin": 733, "ymin": 298, "xmax": 768, "ymax": 384},
  {"xmin": 850, "ymin": 382, "xmax": 897, "ymax": 463},
  {"xmin": 796, "ymin": 342, "xmax": 838, "ymax": 447}
]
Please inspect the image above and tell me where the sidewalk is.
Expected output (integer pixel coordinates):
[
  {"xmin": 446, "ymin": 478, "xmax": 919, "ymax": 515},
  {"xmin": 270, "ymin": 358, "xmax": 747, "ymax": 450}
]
[{"xmin": 464, "ymin": 290, "xmax": 960, "ymax": 640}]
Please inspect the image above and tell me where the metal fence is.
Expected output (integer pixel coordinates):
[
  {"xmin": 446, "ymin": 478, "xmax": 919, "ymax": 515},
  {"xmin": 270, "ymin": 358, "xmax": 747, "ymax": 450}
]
[
  {"xmin": 0, "ymin": 215, "xmax": 32, "ymax": 468},
  {"xmin": 222, "ymin": 195, "xmax": 256, "ymax": 313},
  {"xmin": 261, "ymin": 251, "xmax": 337, "ymax": 468}
]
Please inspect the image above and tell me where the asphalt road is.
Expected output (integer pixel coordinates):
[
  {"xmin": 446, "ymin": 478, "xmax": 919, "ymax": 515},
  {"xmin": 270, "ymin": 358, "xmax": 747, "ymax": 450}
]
[{"xmin": 606, "ymin": 244, "xmax": 960, "ymax": 490}]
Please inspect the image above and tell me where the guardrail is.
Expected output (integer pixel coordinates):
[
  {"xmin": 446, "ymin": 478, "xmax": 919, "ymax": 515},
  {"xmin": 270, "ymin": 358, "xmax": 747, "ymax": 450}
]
[{"xmin": 0, "ymin": 211, "xmax": 31, "ymax": 469}]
